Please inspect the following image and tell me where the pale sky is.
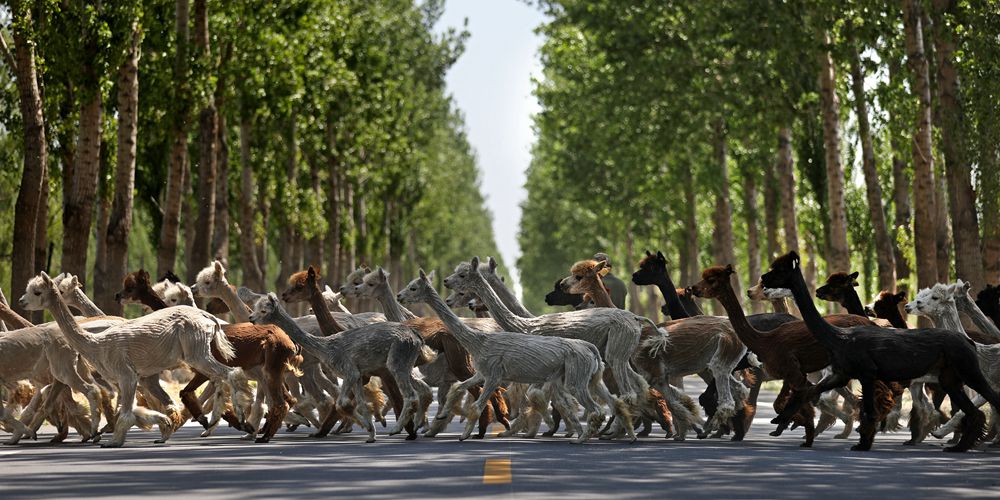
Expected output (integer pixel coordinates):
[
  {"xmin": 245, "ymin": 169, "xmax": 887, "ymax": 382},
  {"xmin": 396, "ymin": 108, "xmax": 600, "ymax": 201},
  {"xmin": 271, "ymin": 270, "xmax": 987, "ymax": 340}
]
[{"xmin": 435, "ymin": 0, "xmax": 547, "ymax": 296}]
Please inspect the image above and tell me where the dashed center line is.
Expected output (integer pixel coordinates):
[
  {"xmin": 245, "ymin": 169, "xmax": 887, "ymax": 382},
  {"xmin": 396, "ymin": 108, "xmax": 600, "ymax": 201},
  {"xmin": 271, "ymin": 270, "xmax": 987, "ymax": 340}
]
[{"xmin": 482, "ymin": 458, "xmax": 512, "ymax": 484}]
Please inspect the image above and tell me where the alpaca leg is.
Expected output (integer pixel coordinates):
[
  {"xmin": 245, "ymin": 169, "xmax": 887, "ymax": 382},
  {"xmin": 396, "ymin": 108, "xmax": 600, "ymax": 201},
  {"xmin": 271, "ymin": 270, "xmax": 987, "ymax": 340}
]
[
  {"xmin": 851, "ymin": 378, "xmax": 878, "ymax": 452},
  {"xmin": 426, "ymin": 377, "xmax": 483, "ymax": 438},
  {"xmin": 49, "ymin": 353, "xmax": 105, "ymax": 439},
  {"xmin": 105, "ymin": 377, "xmax": 139, "ymax": 448},
  {"xmin": 387, "ymin": 374, "xmax": 421, "ymax": 438},
  {"xmin": 337, "ymin": 373, "xmax": 375, "ymax": 443},
  {"xmin": 551, "ymin": 390, "xmax": 584, "ymax": 440},
  {"xmin": 180, "ymin": 372, "xmax": 212, "ymax": 430},
  {"xmin": 257, "ymin": 370, "xmax": 290, "ymax": 443},
  {"xmin": 139, "ymin": 375, "xmax": 184, "ymax": 432},
  {"xmin": 461, "ymin": 380, "xmax": 500, "ymax": 442},
  {"xmin": 906, "ymin": 383, "xmax": 935, "ymax": 445},
  {"xmin": 587, "ymin": 373, "xmax": 633, "ymax": 443},
  {"xmin": 21, "ymin": 382, "xmax": 63, "ymax": 439},
  {"xmin": 708, "ymin": 363, "xmax": 738, "ymax": 427},
  {"xmin": 133, "ymin": 405, "xmax": 174, "ymax": 444},
  {"xmin": 933, "ymin": 394, "xmax": 987, "ymax": 439},
  {"xmin": 656, "ymin": 382, "xmax": 701, "ymax": 440}
]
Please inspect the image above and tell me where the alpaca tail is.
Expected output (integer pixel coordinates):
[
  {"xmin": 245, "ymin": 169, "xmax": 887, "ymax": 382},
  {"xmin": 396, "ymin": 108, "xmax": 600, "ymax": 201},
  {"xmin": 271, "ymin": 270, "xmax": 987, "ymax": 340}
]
[
  {"xmin": 208, "ymin": 315, "xmax": 237, "ymax": 361},
  {"xmin": 746, "ymin": 352, "xmax": 762, "ymax": 369},
  {"xmin": 416, "ymin": 344, "xmax": 437, "ymax": 367},
  {"xmin": 285, "ymin": 353, "xmax": 304, "ymax": 377}
]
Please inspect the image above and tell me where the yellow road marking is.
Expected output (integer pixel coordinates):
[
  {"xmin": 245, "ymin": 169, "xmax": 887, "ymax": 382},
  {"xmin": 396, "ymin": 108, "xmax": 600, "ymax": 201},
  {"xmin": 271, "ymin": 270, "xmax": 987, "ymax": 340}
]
[{"xmin": 482, "ymin": 458, "xmax": 512, "ymax": 484}]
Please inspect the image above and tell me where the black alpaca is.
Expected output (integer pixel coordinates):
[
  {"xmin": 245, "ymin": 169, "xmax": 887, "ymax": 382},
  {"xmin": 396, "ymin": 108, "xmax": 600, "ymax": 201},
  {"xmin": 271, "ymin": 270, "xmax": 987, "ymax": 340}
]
[
  {"xmin": 762, "ymin": 251, "xmax": 1000, "ymax": 452},
  {"xmin": 977, "ymin": 284, "xmax": 1000, "ymax": 327}
]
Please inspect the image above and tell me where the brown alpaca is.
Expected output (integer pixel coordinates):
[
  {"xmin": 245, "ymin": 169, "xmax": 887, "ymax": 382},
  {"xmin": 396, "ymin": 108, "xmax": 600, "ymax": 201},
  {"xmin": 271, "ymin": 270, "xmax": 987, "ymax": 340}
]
[
  {"xmin": 815, "ymin": 272, "xmax": 894, "ymax": 328},
  {"xmin": 281, "ymin": 267, "xmax": 437, "ymax": 439},
  {"xmin": 116, "ymin": 269, "xmax": 301, "ymax": 442},
  {"xmin": 872, "ymin": 291, "xmax": 909, "ymax": 328},
  {"xmin": 689, "ymin": 265, "xmax": 896, "ymax": 447}
]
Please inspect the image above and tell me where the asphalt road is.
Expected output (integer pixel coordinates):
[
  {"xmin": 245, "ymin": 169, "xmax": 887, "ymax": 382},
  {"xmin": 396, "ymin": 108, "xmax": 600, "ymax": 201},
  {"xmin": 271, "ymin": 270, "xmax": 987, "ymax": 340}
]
[{"xmin": 2, "ymin": 379, "xmax": 1000, "ymax": 499}]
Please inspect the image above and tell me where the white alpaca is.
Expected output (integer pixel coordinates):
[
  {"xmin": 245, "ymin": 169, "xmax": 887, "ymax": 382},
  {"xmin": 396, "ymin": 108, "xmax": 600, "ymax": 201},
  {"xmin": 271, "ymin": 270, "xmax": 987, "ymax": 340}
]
[
  {"xmin": 446, "ymin": 258, "xmax": 652, "ymax": 403},
  {"xmin": 20, "ymin": 272, "xmax": 251, "ymax": 447},
  {"xmin": 907, "ymin": 282, "xmax": 1000, "ymax": 441},
  {"xmin": 398, "ymin": 270, "xmax": 634, "ymax": 443},
  {"xmin": 320, "ymin": 286, "xmax": 351, "ymax": 314}
]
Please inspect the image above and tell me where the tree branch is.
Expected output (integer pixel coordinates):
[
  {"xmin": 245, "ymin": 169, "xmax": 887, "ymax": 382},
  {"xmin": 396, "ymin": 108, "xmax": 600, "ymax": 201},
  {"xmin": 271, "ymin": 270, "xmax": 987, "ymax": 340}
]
[{"xmin": 0, "ymin": 29, "xmax": 17, "ymax": 74}]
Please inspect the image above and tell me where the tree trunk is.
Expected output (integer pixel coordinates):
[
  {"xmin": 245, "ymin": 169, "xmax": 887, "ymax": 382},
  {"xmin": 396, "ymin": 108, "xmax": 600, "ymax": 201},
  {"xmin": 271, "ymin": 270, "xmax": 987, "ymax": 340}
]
[
  {"xmin": 326, "ymin": 125, "xmax": 341, "ymax": 284},
  {"xmin": 62, "ymin": 91, "xmax": 102, "ymax": 283},
  {"xmin": 903, "ymin": 0, "xmax": 939, "ymax": 321},
  {"xmin": 763, "ymin": 149, "xmax": 780, "ymax": 263},
  {"xmin": 92, "ymin": 150, "xmax": 112, "ymax": 306},
  {"xmin": 101, "ymin": 21, "xmax": 142, "ymax": 316},
  {"xmin": 187, "ymin": 0, "xmax": 217, "ymax": 282},
  {"xmin": 625, "ymin": 227, "xmax": 638, "ymax": 313},
  {"xmin": 930, "ymin": 0, "xmax": 985, "ymax": 283},
  {"xmin": 711, "ymin": 119, "xmax": 739, "ymax": 314},
  {"xmin": 159, "ymin": 0, "xmax": 191, "ymax": 278},
  {"xmin": 980, "ymin": 136, "xmax": 999, "ymax": 284},
  {"xmin": 237, "ymin": 115, "xmax": 264, "ymax": 291},
  {"xmin": 847, "ymin": 28, "xmax": 896, "ymax": 292},
  {"xmin": 742, "ymin": 168, "xmax": 763, "ymax": 314},
  {"xmin": 213, "ymin": 110, "xmax": 229, "ymax": 263},
  {"xmin": 305, "ymin": 155, "xmax": 324, "ymax": 269},
  {"xmin": 681, "ymin": 163, "xmax": 698, "ymax": 287},
  {"xmin": 777, "ymin": 126, "xmax": 798, "ymax": 253},
  {"xmin": 343, "ymin": 176, "xmax": 356, "ymax": 273},
  {"xmin": 275, "ymin": 111, "xmax": 299, "ymax": 293},
  {"xmin": 817, "ymin": 29, "xmax": 850, "ymax": 277},
  {"xmin": 934, "ymin": 168, "xmax": 951, "ymax": 282}
]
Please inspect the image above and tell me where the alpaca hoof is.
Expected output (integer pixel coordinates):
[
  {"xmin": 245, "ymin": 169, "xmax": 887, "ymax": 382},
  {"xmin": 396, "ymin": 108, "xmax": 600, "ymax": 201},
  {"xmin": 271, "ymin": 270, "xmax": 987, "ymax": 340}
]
[
  {"xmin": 542, "ymin": 430, "xmax": 557, "ymax": 437},
  {"xmin": 50, "ymin": 435, "xmax": 67, "ymax": 444},
  {"xmin": 153, "ymin": 439, "xmax": 167, "ymax": 444},
  {"xmin": 100, "ymin": 442, "xmax": 123, "ymax": 448},
  {"xmin": 902, "ymin": 439, "xmax": 916, "ymax": 446},
  {"xmin": 366, "ymin": 437, "xmax": 376, "ymax": 443},
  {"xmin": 240, "ymin": 433, "xmax": 255, "ymax": 441},
  {"xmin": 946, "ymin": 436, "xmax": 961, "ymax": 445},
  {"xmin": 197, "ymin": 416, "xmax": 210, "ymax": 430},
  {"xmin": 943, "ymin": 445, "xmax": 969, "ymax": 453},
  {"xmin": 472, "ymin": 434, "xmax": 485, "ymax": 440},
  {"xmin": 770, "ymin": 417, "xmax": 780, "ymax": 425},
  {"xmin": 406, "ymin": 433, "xmax": 418, "ymax": 441},
  {"xmin": 799, "ymin": 442, "xmax": 812, "ymax": 448},
  {"xmin": 636, "ymin": 430, "xmax": 651, "ymax": 438},
  {"xmin": 562, "ymin": 432, "xmax": 574, "ymax": 439},
  {"xmin": 286, "ymin": 424, "xmax": 300, "ymax": 432},
  {"xmin": 730, "ymin": 435, "xmax": 744, "ymax": 442},
  {"xmin": 255, "ymin": 437, "xmax": 270, "ymax": 444},
  {"xmin": 91, "ymin": 433, "xmax": 102, "ymax": 444},
  {"xmin": 931, "ymin": 430, "xmax": 947, "ymax": 440},
  {"xmin": 769, "ymin": 429, "xmax": 784, "ymax": 437},
  {"xmin": 850, "ymin": 444, "xmax": 872, "ymax": 451}
]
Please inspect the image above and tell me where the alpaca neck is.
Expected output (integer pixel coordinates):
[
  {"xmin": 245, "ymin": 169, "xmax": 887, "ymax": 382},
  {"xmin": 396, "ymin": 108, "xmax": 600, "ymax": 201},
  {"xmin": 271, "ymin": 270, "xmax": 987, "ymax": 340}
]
[
  {"xmin": 46, "ymin": 292, "xmax": 99, "ymax": 357},
  {"xmin": 375, "ymin": 283, "xmax": 416, "ymax": 322},
  {"xmin": 770, "ymin": 298, "xmax": 789, "ymax": 314},
  {"xmin": 876, "ymin": 305, "xmax": 908, "ymax": 329},
  {"xmin": 654, "ymin": 273, "xmax": 689, "ymax": 319},
  {"xmin": 423, "ymin": 287, "xmax": 486, "ymax": 358},
  {"xmin": 840, "ymin": 290, "xmax": 867, "ymax": 317},
  {"xmin": 470, "ymin": 273, "xmax": 533, "ymax": 333},
  {"xmin": 485, "ymin": 272, "xmax": 534, "ymax": 318},
  {"xmin": 786, "ymin": 270, "xmax": 844, "ymax": 347},
  {"xmin": 68, "ymin": 288, "xmax": 104, "ymax": 317},
  {"xmin": 219, "ymin": 285, "xmax": 252, "ymax": 323},
  {"xmin": 927, "ymin": 304, "xmax": 965, "ymax": 335},
  {"xmin": 0, "ymin": 304, "xmax": 33, "ymax": 329},
  {"xmin": 956, "ymin": 295, "xmax": 1000, "ymax": 342},
  {"xmin": 139, "ymin": 287, "xmax": 169, "ymax": 311},
  {"xmin": 583, "ymin": 276, "xmax": 615, "ymax": 308},
  {"xmin": 307, "ymin": 282, "xmax": 344, "ymax": 335},
  {"xmin": 714, "ymin": 281, "xmax": 765, "ymax": 351},
  {"xmin": 269, "ymin": 306, "xmax": 331, "ymax": 359}
]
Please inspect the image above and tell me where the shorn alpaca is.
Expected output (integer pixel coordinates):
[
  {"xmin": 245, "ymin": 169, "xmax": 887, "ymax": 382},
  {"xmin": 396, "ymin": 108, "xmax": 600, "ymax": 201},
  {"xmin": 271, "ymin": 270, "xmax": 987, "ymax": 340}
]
[
  {"xmin": 761, "ymin": 251, "xmax": 1000, "ymax": 452},
  {"xmin": 21, "ymin": 272, "xmax": 252, "ymax": 447},
  {"xmin": 690, "ymin": 265, "xmax": 903, "ymax": 446},
  {"xmin": 445, "ymin": 257, "xmax": 652, "ymax": 410},
  {"xmin": 906, "ymin": 281, "xmax": 1000, "ymax": 442},
  {"xmin": 247, "ymin": 292, "xmax": 434, "ymax": 442},
  {"xmin": 399, "ymin": 269, "xmax": 635, "ymax": 443},
  {"xmin": 115, "ymin": 270, "xmax": 302, "ymax": 443},
  {"xmin": 349, "ymin": 266, "xmax": 511, "ymax": 439}
]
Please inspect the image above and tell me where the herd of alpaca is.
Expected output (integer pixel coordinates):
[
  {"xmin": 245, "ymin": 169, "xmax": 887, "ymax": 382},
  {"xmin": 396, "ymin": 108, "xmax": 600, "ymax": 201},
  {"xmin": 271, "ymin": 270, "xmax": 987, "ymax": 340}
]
[{"xmin": 0, "ymin": 246, "xmax": 998, "ymax": 454}]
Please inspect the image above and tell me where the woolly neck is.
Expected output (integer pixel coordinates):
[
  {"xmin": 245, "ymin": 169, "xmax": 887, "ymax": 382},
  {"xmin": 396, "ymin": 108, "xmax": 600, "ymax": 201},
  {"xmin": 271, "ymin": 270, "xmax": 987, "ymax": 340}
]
[
  {"xmin": 782, "ymin": 270, "xmax": 845, "ymax": 350},
  {"xmin": 468, "ymin": 269, "xmax": 533, "ymax": 333}
]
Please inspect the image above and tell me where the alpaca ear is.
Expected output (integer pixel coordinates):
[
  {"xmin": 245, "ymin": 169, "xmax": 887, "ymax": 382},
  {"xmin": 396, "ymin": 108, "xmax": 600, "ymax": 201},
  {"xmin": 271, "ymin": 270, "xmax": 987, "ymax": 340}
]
[
  {"xmin": 895, "ymin": 291, "xmax": 906, "ymax": 301},
  {"xmin": 40, "ymin": 271, "xmax": 52, "ymax": 284},
  {"xmin": 725, "ymin": 264, "xmax": 735, "ymax": 275},
  {"xmin": 377, "ymin": 266, "xmax": 388, "ymax": 279},
  {"xmin": 645, "ymin": 250, "xmax": 653, "ymax": 257},
  {"xmin": 656, "ymin": 251, "xmax": 666, "ymax": 262},
  {"xmin": 489, "ymin": 256, "xmax": 498, "ymax": 272},
  {"xmin": 419, "ymin": 269, "xmax": 428, "ymax": 280},
  {"xmin": 594, "ymin": 261, "xmax": 607, "ymax": 273},
  {"xmin": 213, "ymin": 260, "xmax": 224, "ymax": 275},
  {"xmin": 427, "ymin": 270, "xmax": 437, "ymax": 281},
  {"xmin": 308, "ymin": 266, "xmax": 317, "ymax": 279},
  {"xmin": 70, "ymin": 275, "xmax": 81, "ymax": 289},
  {"xmin": 471, "ymin": 256, "xmax": 480, "ymax": 269},
  {"xmin": 849, "ymin": 271, "xmax": 859, "ymax": 280}
]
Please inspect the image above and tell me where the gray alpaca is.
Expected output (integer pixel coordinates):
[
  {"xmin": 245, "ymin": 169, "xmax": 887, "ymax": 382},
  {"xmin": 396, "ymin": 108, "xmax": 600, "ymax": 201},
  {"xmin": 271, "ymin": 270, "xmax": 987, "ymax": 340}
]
[
  {"xmin": 398, "ymin": 270, "xmax": 635, "ymax": 443},
  {"xmin": 247, "ymin": 292, "xmax": 433, "ymax": 442},
  {"xmin": 445, "ymin": 257, "xmax": 651, "ymax": 400}
]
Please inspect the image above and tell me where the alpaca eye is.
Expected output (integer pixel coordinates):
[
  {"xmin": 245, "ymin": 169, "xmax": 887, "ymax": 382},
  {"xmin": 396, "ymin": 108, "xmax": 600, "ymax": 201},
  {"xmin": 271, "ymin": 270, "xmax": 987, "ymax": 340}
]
[
  {"xmin": 34, "ymin": 291, "xmax": 40, "ymax": 296},
  {"xmin": 459, "ymin": 274, "xmax": 466, "ymax": 278},
  {"xmin": 368, "ymin": 283, "xmax": 374, "ymax": 287}
]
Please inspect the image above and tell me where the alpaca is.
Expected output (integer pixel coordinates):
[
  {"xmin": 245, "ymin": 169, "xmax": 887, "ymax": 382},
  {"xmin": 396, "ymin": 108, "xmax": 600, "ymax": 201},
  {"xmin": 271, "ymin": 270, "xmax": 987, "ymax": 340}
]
[
  {"xmin": 977, "ymin": 284, "xmax": 1000, "ymax": 326},
  {"xmin": 246, "ymin": 292, "xmax": 434, "ymax": 443},
  {"xmin": 545, "ymin": 278, "xmax": 586, "ymax": 309},
  {"xmin": 761, "ymin": 252, "xmax": 1000, "ymax": 452},
  {"xmin": 279, "ymin": 267, "xmax": 433, "ymax": 438},
  {"xmin": 0, "ymin": 318, "xmax": 122, "ymax": 444},
  {"xmin": 872, "ymin": 291, "xmax": 909, "ymax": 328},
  {"xmin": 445, "ymin": 257, "xmax": 651, "ymax": 405},
  {"xmin": 399, "ymin": 269, "xmax": 635, "ymax": 443},
  {"xmin": 349, "ymin": 266, "xmax": 511, "ymax": 438},
  {"xmin": 319, "ymin": 286, "xmax": 351, "ymax": 314},
  {"xmin": 445, "ymin": 290, "xmax": 490, "ymax": 317},
  {"xmin": 747, "ymin": 277, "xmax": 790, "ymax": 314},
  {"xmin": 21, "ymin": 272, "xmax": 252, "ymax": 447},
  {"xmin": 632, "ymin": 250, "xmax": 698, "ymax": 319},
  {"xmin": 337, "ymin": 266, "xmax": 372, "ymax": 298},
  {"xmin": 907, "ymin": 282, "xmax": 1000, "ymax": 442},
  {"xmin": 120, "ymin": 273, "xmax": 302, "ymax": 443}
]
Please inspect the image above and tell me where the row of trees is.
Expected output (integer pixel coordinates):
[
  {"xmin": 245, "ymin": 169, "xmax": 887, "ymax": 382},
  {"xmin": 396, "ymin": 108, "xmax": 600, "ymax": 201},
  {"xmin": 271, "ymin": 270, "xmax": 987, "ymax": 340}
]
[
  {"xmin": 1, "ymin": 0, "xmax": 505, "ymax": 317},
  {"xmin": 519, "ymin": 0, "xmax": 999, "ymax": 317}
]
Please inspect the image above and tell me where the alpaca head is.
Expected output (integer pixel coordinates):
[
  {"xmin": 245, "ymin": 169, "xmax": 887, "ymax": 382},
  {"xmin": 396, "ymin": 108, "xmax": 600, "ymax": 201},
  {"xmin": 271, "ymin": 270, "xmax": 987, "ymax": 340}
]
[
  {"xmin": 355, "ymin": 267, "xmax": 390, "ymax": 299},
  {"xmin": 815, "ymin": 271, "xmax": 860, "ymax": 304},
  {"xmin": 872, "ymin": 290, "xmax": 908, "ymax": 321},
  {"xmin": 19, "ymin": 272, "xmax": 62, "ymax": 311},
  {"xmin": 282, "ymin": 267, "xmax": 322, "ymax": 304},
  {"xmin": 116, "ymin": 269, "xmax": 153, "ymax": 304},
  {"xmin": 318, "ymin": 285, "xmax": 345, "ymax": 313},
  {"xmin": 559, "ymin": 260, "xmax": 606, "ymax": 295},
  {"xmin": 338, "ymin": 266, "xmax": 372, "ymax": 298},
  {"xmin": 688, "ymin": 265, "xmax": 735, "ymax": 300},
  {"xmin": 760, "ymin": 251, "xmax": 800, "ymax": 293},
  {"xmin": 443, "ymin": 260, "xmax": 476, "ymax": 292},
  {"xmin": 397, "ymin": 269, "xmax": 436, "ymax": 305},
  {"xmin": 746, "ymin": 277, "xmax": 769, "ymax": 302},
  {"xmin": 248, "ymin": 292, "xmax": 282, "ymax": 325},
  {"xmin": 162, "ymin": 281, "xmax": 195, "ymax": 307},
  {"xmin": 977, "ymin": 284, "xmax": 1000, "ymax": 319},
  {"xmin": 53, "ymin": 273, "xmax": 83, "ymax": 297},
  {"xmin": 545, "ymin": 278, "xmax": 585, "ymax": 307},
  {"xmin": 905, "ymin": 283, "xmax": 958, "ymax": 318},
  {"xmin": 446, "ymin": 289, "xmax": 477, "ymax": 309},
  {"xmin": 192, "ymin": 260, "xmax": 231, "ymax": 298},
  {"xmin": 632, "ymin": 250, "xmax": 669, "ymax": 286}
]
